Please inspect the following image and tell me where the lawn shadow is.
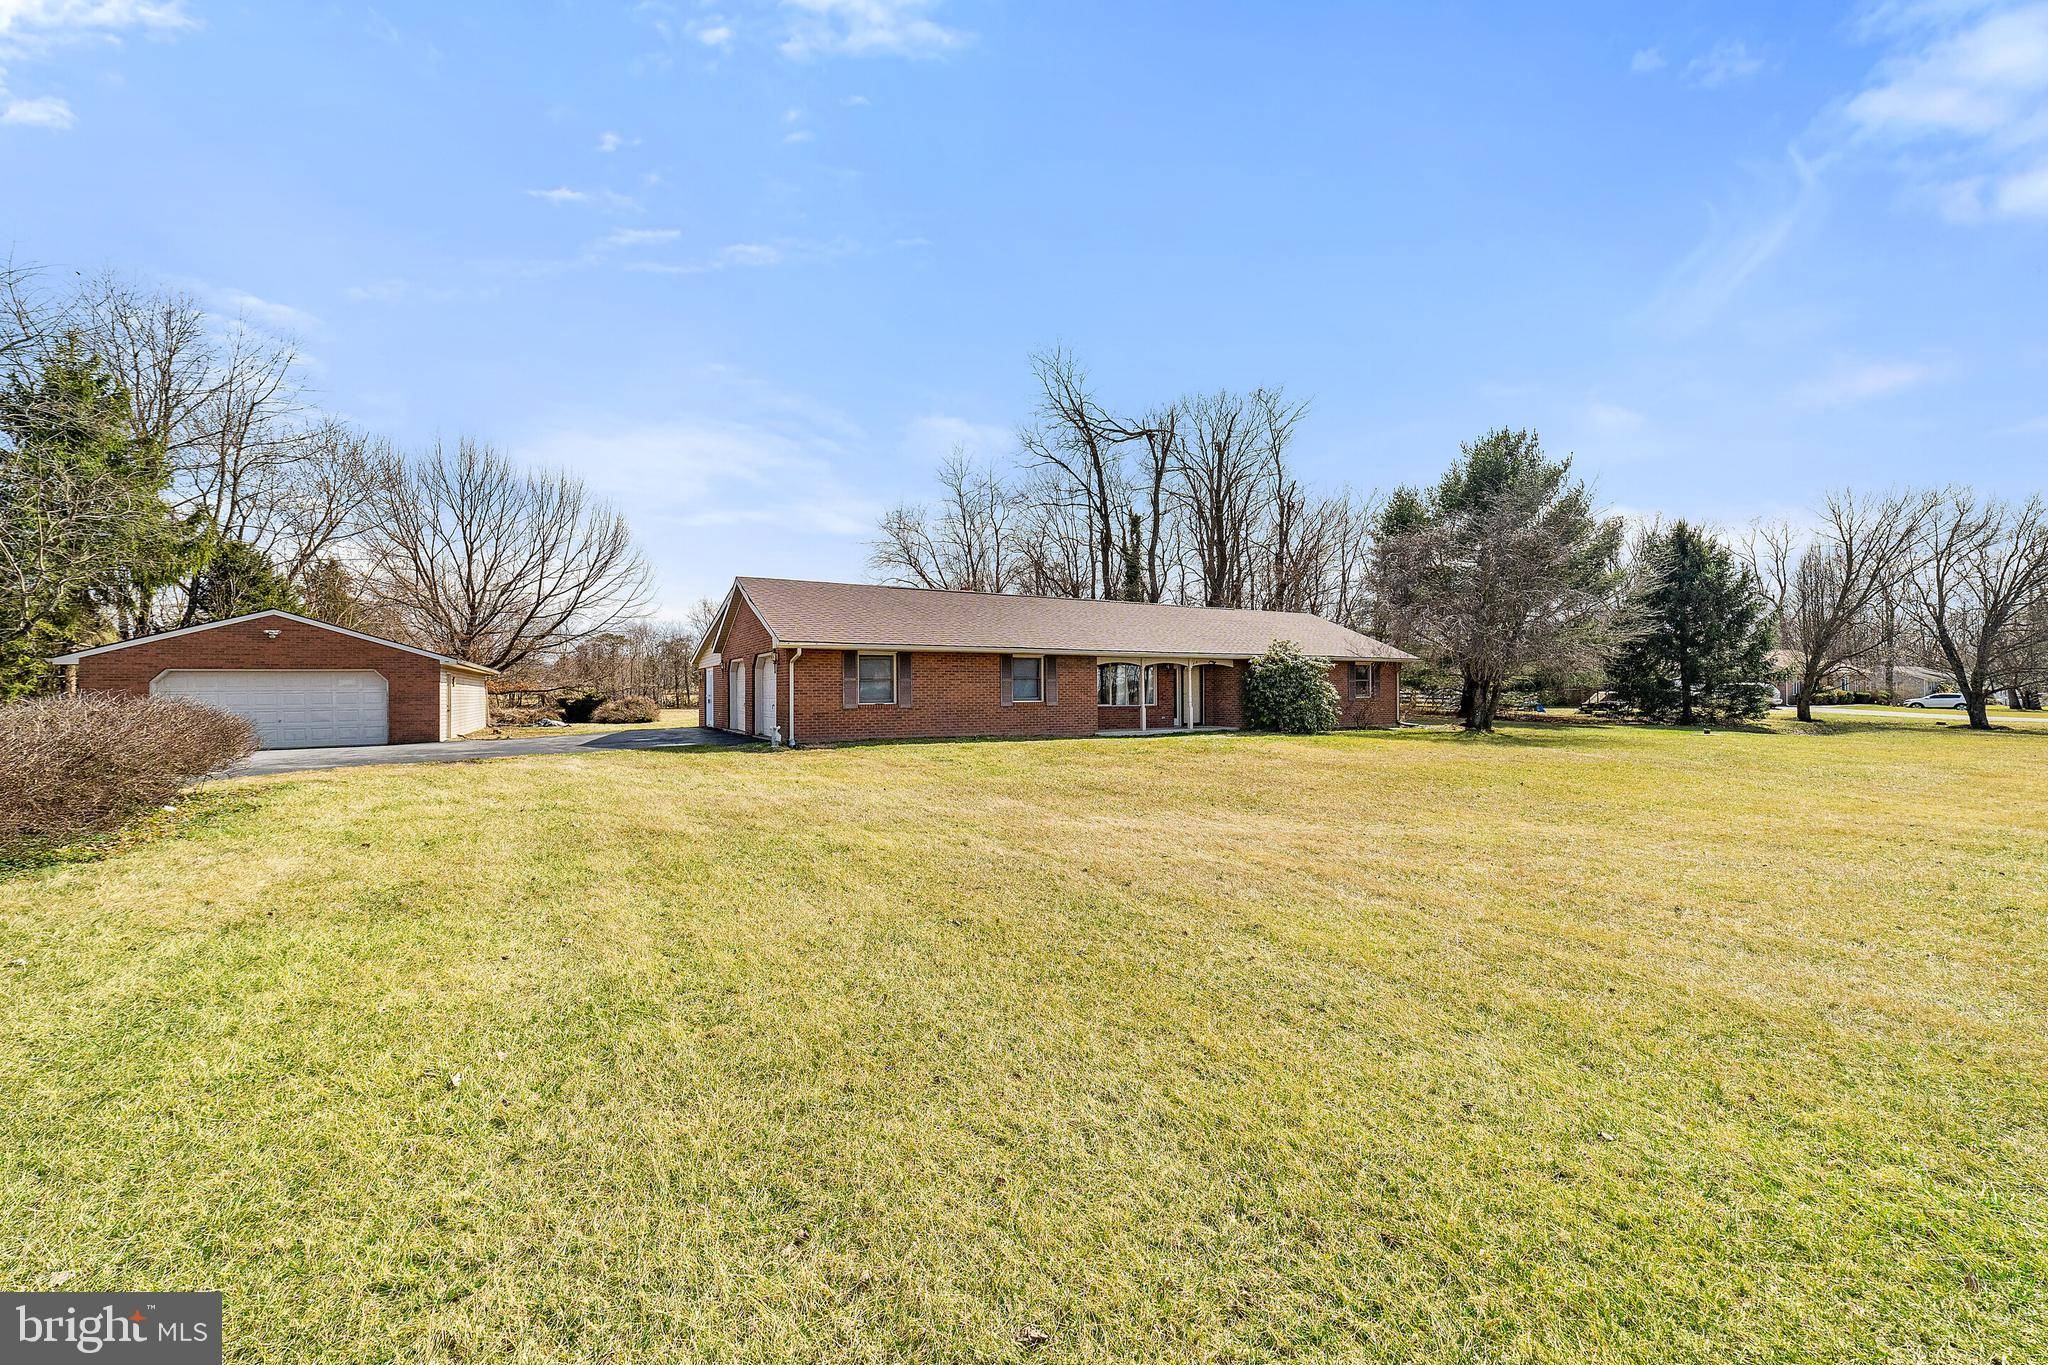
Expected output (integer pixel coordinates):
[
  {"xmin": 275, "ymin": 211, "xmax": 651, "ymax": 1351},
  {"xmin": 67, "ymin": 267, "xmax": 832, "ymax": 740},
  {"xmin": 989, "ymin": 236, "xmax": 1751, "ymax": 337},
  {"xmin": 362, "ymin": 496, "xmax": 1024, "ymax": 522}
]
[
  {"xmin": 0, "ymin": 790, "xmax": 262, "ymax": 881},
  {"xmin": 1789, "ymin": 716, "xmax": 2048, "ymax": 741}
]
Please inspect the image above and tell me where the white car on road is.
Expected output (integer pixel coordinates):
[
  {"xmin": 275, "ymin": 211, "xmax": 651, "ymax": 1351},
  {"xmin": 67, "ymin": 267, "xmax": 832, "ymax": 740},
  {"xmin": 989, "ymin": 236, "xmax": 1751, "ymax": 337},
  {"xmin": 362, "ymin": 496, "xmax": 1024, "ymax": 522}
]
[{"xmin": 1905, "ymin": 691, "xmax": 1967, "ymax": 709}]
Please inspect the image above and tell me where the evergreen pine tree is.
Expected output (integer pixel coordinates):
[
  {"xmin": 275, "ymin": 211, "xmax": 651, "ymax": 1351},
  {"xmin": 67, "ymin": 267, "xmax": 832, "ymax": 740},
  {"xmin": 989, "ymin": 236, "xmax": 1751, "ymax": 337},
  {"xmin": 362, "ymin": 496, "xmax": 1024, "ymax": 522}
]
[{"xmin": 1609, "ymin": 521, "xmax": 1774, "ymax": 723}]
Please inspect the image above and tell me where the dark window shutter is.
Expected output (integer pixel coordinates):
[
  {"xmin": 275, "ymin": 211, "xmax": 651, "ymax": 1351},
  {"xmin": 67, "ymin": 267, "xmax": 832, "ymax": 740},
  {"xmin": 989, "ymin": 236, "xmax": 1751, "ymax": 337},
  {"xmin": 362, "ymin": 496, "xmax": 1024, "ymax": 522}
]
[
  {"xmin": 842, "ymin": 651, "xmax": 858, "ymax": 709},
  {"xmin": 1350, "ymin": 664, "xmax": 1361, "ymax": 699},
  {"xmin": 896, "ymin": 652, "xmax": 913, "ymax": 707},
  {"xmin": 1045, "ymin": 656, "xmax": 1059, "ymax": 705},
  {"xmin": 999, "ymin": 654, "xmax": 1013, "ymax": 706}
]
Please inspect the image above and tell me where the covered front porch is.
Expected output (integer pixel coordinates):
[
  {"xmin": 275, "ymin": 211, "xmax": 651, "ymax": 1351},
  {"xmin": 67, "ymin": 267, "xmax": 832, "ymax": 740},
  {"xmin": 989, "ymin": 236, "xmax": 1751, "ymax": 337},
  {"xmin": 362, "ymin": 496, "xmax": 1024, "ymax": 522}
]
[{"xmin": 1093, "ymin": 657, "xmax": 1235, "ymax": 736}]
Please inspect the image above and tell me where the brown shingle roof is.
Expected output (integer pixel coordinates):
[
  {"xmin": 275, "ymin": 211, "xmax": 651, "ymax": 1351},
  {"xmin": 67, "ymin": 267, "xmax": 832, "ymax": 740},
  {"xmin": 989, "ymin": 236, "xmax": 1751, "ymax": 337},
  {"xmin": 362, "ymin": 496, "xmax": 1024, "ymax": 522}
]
[{"xmin": 728, "ymin": 577, "xmax": 1418, "ymax": 662}]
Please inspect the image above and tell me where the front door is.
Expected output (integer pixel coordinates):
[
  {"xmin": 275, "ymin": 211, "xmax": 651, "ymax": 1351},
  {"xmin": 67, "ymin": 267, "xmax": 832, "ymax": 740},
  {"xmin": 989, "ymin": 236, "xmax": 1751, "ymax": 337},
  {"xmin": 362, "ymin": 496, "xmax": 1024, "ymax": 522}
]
[
  {"xmin": 754, "ymin": 654, "xmax": 778, "ymax": 740},
  {"xmin": 1184, "ymin": 665, "xmax": 1203, "ymax": 726},
  {"xmin": 728, "ymin": 664, "xmax": 746, "ymax": 735}
]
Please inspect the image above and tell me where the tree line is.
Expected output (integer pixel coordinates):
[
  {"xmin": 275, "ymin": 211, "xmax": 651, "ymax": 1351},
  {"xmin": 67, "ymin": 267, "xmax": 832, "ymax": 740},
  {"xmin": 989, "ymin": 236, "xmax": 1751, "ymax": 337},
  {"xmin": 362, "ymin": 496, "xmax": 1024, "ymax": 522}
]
[
  {"xmin": 875, "ymin": 350, "xmax": 2048, "ymax": 733},
  {"xmin": 0, "ymin": 262, "xmax": 655, "ymax": 698}
]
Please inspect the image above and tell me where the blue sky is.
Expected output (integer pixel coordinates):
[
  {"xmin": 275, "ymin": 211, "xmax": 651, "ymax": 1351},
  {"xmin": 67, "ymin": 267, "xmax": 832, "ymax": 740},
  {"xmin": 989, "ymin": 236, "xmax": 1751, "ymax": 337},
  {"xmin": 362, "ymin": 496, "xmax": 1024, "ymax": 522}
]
[{"xmin": 3, "ymin": 0, "xmax": 2046, "ymax": 615}]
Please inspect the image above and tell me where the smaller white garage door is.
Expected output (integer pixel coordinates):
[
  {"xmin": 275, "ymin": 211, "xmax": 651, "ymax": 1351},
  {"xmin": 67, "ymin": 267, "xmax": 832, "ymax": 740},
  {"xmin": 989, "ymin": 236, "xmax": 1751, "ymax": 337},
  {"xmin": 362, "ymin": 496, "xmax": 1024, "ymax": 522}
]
[
  {"xmin": 443, "ymin": 670, "xmax": 488, "ymax": 739},
  {"xmin": 152, "ymin": 669, "xmax": 389, "ymax": 749}
]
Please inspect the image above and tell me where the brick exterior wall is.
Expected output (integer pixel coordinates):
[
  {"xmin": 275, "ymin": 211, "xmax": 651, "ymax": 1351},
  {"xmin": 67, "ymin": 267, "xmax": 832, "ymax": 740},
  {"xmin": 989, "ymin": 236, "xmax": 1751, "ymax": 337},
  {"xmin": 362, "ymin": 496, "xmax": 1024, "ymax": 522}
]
[
  {"xmin": 1204, "ymin": 663, "xmax": 1244, "ymax": 728},
  {"xmin": 705, "ymin": 590, "xmax": 1403, "ymax": 745},
  {"xmin": 790, "ymin": 650, "xmax": 1100, "ymax": 744},
  {"xmin": 1331, "ymin": 660, "xmax": 1401, "ymax": 728},
  {"xmin": 71, "ymin": 614, "xmax": 450, "ymax": 744}
]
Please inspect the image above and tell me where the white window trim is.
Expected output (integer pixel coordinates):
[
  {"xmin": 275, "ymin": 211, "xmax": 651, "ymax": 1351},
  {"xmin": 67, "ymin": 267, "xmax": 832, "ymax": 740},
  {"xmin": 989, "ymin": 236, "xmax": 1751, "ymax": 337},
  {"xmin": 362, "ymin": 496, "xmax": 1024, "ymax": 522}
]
[
  {"xmin": 1010, "ymin": 654, "xmax": 1044, "ymax": 703},
  {"xmin": 1097, "ymin": 661, "xmax": 1151, "ymax": 708},
  {"xmin": 1354, "ymin": 662, "xmax": 1378, "ymax": 698},
  {"xmin": 857, "ymin": 652, "xmax": 897, "ymax": 705}
]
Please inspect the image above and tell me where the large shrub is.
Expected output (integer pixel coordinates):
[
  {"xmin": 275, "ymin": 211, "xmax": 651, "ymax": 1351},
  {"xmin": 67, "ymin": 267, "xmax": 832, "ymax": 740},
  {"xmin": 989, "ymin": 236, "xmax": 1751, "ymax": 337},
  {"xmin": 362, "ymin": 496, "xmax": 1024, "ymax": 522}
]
[
  {"xmin": 1244, "ymin": 640, "xmax": 1341, "ymax": 734},
  {"xmin": 558, "ymin": 691, "xmax": 606, "ymax": 723},
  {"xmin": 592, "ymin": 695, "xmax": 660, "ymax": 723},
  {"xmin": 0, "ymin": 694, "xmax": 256, "ymax": 846}
]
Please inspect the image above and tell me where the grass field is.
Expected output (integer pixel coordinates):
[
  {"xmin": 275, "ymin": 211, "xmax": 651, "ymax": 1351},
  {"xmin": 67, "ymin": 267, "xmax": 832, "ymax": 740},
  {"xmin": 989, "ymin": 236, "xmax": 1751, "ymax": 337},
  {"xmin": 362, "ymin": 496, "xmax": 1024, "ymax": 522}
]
[{"xmin": 3, "ymin": 718, "xmax": 2045, "ymax": 1361}]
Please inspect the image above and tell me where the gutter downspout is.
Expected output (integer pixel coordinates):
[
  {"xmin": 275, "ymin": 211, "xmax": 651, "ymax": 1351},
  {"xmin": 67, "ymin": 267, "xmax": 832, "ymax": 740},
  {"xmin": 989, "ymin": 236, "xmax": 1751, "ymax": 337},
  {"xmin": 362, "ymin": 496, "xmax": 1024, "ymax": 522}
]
[{"xmin": 787, "ymin": 647, "xmax": 802, "ymax": 748}]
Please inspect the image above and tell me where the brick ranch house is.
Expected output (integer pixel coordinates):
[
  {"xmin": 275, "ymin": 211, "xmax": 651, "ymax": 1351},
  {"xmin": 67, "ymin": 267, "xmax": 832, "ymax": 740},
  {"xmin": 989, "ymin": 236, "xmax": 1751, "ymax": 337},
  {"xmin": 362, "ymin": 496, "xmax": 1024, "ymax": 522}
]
[
  {"xmin": 693, "ymin": 577, "xmax": 1417, "ymax": 746},
  {"xmin": 49, "ymin": 610, "xmax": 497, "ymax": 748}
]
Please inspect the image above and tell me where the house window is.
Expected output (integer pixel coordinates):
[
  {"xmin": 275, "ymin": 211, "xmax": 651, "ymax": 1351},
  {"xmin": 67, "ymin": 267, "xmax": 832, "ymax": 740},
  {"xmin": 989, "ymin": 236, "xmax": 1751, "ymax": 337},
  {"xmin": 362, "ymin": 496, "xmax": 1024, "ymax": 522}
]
[
  {"xmin": 857, "ymin": 653, "xmax": 896, "ymax": 704},
  {"xmin": 1353, "ymin": 663, "xmax": 1378, "ymax": 698},
  {"xmin": 1098, "ymin": 662, "xmax": 1139, "ymax": 707},
  {"xmin": 1012, "ymin": 655, "xmax": 1043, "ymax": 702},
  {"xmin": 1096, "ymin": 663, "xmax": 1155, "ymax": 707}
]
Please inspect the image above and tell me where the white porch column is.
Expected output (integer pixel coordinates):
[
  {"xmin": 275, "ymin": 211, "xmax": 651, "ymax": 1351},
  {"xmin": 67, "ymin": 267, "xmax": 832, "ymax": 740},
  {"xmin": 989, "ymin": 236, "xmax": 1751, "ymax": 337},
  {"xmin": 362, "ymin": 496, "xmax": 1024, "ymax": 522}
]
[{"xmin": 1139, "ymin": 663, "xmax": 1148, "ymax": 732}]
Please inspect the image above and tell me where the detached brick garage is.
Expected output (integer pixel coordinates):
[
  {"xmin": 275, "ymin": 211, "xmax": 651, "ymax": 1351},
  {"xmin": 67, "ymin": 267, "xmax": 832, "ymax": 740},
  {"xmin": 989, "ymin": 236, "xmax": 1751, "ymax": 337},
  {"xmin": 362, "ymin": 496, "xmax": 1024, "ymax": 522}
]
[
  {"xmin": 50, "ymin": 610, "xmax": 497, "ymax": 749},
  {"xmin": 692, "ymin": 577, "xmax": 1417, "ymax": 746}
]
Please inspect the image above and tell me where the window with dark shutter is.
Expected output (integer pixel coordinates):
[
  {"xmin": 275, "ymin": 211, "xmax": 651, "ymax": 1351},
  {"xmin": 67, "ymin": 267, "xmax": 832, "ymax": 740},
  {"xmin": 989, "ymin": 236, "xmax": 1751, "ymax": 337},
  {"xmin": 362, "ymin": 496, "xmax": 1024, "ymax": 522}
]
[
  {"xmin": 1012, "ymin": 656, "xmax": 1042, "ymax": 702},
  {"xmin": 895, "ymin": 652, "xmax": 912, "ymax": 707},
  {"xmin": 857, "ymin": 653, "xmax": 895, "ymax": 704}
]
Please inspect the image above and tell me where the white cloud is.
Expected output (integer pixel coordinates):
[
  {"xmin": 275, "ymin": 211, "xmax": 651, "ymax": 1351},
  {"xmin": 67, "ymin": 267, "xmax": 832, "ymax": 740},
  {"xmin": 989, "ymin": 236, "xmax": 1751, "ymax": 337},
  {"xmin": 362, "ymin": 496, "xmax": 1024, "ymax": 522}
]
[
  {"xmin": 841, "ymin": 92, "xmax": 870, "ymax": 106},
  {"xmin": 173, "ymin": 282, "xmax": 319, "ymax": 335},
  {"xmin": 778, "ymin": 0, "xmax": 969, "ymax": 60},
  {"xmin": 1645, "ymin": 147, "xmax": 1820, "ymax": 334},
  {"xmin": 904, "ymin": 413, "xmax": 1012, "ymax": 463},
  {"xmin": 1843, "ymin": 1, "xmax": 2048, "ymax": 221},
  {"xmin": 719, "ymin": 242, "xmax": 783, "ymax": 267},
  {"xmin": 525, "ymin": 186, "xmax": 641, "ymax": 212},
  {"xmin": 516, "ymin": 401, "xmax": 885, "ymax": 614},
  {"xmin": 1993, "ymin": 412, "xmax": 2048, "ymax": 434},
  {"xmin": 623, "ymin": 237, "xmax": 858, "ymax": 275},
  {"xmin": 1793, "ymin": 358, "xmax": 1937, "ymax": 407},
  {"xmin": 596, "ymin": 130, "xmax": 637, "ymax": 153},
  {"xmin": 0, "ymin": 0, "xmax": 193, "ymax": 130},
  {"xmin": 1, "ymin": 92, "xmax": 70, "ymax": 126},
  {"xmin": 1995, "ymin": 158, "xmax": 2048, "ymax": 212},
  {"xmin": 1685, "ymin": 40, "xmax": 1764, "ymax": 89},
  {"xmin": 597, "ymin": 226, "xmax": 682, "ymax": 248},
  {"xmin": 694, "ymin": 21, "xmax": 734, "ymax": 49},
  {"xmin": 0, "ymin": 0, "xmax": 193, "ymax": 45},
  {"xmin": 782, "ymin": 128, "xmax": 813, "ymax": 144},
  {"xmin": 1584, "ymin": 400, "xmax": 1648, "ymax": 433},
  {"xmin": 1630, "ymin": 47, "xmax": 1666, "ymax": 75}
]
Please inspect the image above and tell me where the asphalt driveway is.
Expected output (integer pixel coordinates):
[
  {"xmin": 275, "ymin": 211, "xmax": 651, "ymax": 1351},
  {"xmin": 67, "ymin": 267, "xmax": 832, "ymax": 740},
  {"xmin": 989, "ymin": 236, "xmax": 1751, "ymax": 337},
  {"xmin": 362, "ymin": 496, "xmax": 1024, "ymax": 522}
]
[{"xmin": 225, "ymin": 725, "xmax": 754, "ymax": 777}]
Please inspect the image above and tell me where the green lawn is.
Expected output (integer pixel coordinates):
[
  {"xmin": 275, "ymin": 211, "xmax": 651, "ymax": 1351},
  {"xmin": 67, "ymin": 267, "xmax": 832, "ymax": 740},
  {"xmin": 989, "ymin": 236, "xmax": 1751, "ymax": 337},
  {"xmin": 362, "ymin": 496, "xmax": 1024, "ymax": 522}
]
[{"xmin": 4, "ymin": 719, "xmax": 2046, "ymax": 1362}]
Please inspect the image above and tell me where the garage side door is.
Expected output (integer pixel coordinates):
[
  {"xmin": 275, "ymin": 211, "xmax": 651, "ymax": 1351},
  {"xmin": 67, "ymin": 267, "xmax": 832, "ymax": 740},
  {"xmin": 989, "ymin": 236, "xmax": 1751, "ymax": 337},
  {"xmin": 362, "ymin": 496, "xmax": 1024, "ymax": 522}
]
[
  {"xmin": 447, "ymin": 672, "xmax": 488, "ymax": 738},
  {"xmin": 151, "ymin": 669, "xmax": 389, "ymax": 749}
]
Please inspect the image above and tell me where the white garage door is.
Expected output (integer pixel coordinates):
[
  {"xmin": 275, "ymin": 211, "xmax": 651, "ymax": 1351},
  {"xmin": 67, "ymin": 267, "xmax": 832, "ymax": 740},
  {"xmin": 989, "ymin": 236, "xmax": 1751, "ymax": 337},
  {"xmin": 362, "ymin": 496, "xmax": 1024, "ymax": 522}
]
[
  {"xmin": 151, "ymin": 669, "xmax": 389, "ymax": 749},
  {"xmin": 442, "ymin": 670, "xmax": 488, "ymax": 739}
]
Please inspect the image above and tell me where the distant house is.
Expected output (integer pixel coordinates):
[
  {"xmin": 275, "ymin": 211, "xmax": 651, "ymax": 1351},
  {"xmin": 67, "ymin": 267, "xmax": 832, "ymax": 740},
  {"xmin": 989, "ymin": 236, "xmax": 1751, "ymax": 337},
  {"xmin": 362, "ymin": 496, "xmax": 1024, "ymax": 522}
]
[
  {"xmin": 1767, "ymin": 649, "xmax": 1951, "ymax": 703},
  {"xmin": 690, "ymin": 577, "xmax": 1417, "ymax": 746}
]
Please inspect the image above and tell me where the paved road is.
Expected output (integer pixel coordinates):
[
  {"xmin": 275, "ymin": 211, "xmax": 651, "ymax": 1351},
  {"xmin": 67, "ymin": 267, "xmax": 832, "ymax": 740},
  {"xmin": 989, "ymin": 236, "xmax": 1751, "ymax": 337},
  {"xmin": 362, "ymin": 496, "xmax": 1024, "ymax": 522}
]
[
  {"xmin": 1801, "ymin": 706, "xmax": 2048, "ymax": 725},
  {"xmin": 225, "ymin": 725, "xmax": 754, "ymax": 777}
]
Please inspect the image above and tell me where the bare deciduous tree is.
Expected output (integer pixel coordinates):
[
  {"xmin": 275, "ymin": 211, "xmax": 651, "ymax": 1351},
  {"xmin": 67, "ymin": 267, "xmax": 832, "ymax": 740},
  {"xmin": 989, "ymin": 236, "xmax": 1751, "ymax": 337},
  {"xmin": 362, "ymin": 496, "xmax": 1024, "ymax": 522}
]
[
  {"xmin": 360, "ymin": 438, "xmax": 653, "ymax": 671},
  {"xmin": 1746, "ymin": 490, "xmax": 1931, "ymax": 723},
  {"xmin": 1906, "ymin": 489, "xmax": 2048, "ymax": 729},
  {"xmin": 870, "ymin": 449, "xmax": 1019, "ymax": 592}
]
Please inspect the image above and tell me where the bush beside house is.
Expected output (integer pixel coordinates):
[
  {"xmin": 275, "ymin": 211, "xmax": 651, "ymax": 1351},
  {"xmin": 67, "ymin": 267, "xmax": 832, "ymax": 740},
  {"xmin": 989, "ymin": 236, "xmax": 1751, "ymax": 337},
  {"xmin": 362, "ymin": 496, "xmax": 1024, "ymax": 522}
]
[
  {"xmin": 1244, "ymin": 641, "xmax": 1341, "ymax": 734},
  {"xmin": 1, "ymin": 695, "xmax": 256, "ymax": 849}
]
